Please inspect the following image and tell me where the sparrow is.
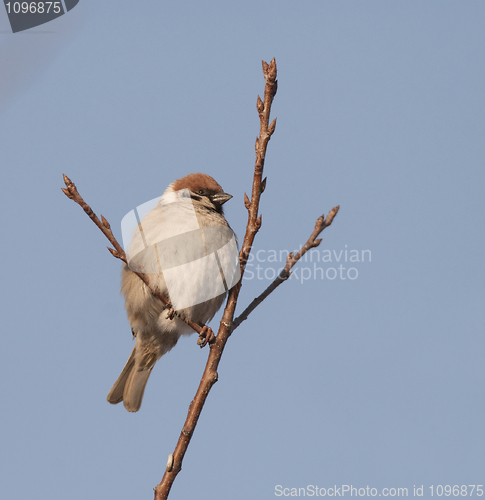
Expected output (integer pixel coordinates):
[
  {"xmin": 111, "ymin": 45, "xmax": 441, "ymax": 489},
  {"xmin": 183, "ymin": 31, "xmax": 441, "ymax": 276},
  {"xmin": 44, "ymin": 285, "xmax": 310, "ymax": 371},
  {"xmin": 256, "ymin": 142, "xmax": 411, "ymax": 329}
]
[{"xmin": 107, "ymin": 173, "xmax": 236, "ymax": 412}]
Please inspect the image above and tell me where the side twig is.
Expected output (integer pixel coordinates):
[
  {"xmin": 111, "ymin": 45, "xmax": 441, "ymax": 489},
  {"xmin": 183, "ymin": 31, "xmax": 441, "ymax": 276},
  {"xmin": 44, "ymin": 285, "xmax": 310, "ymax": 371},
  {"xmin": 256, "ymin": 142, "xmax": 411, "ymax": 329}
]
[
  {"xmin": 233, "ymin": 205, "xmax": 340, "ymax": 329},
  {"xmin": 153, "ymin": 58, "xmax": 279, "ymax": 500},
  {"xmin": 61, "ymin": 175, "xmax": 207, "ymax": 338}
]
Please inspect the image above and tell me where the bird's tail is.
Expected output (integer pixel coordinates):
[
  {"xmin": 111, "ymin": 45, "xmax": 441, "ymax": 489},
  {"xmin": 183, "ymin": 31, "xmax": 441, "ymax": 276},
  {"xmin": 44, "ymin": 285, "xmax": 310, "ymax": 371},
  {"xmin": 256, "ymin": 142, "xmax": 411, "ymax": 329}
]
[{"xmin": 107, "ymin": 347, "xmax": 153, "ymax": 412}]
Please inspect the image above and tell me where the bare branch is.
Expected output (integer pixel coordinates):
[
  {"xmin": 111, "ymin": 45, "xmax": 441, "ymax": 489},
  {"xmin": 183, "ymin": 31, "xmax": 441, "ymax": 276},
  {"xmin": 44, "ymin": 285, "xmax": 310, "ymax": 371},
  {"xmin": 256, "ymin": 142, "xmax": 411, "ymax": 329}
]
[
  {"xmin": 233, "ymin": 205, "xmax": 340, "ymax": 330},
  {"xmin": 64, "ymin": 59, "xmax": 339, "ymax": 500},
  {"xmin": 284, "ymin": 205, "xmax": 339, "ymax": 273},
  {"xmin": 62, "ymin": 174, "xmax": 126, "ymax": 260},
  {"xmin": 61, "ymin": 175, "xmax": 210, "ymax": 339},
  {"xmin": 153, "ymin": 58, "xmax": 279, "ymax": 500}
]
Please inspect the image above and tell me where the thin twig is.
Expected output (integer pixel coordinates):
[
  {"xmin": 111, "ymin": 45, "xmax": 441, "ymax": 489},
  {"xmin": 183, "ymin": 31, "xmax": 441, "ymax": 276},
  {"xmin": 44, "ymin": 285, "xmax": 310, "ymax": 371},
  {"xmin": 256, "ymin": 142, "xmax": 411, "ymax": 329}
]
[
  {"xmin": 233, "ymin": 205, "xmax": 340, "ymax": 329},
  {"xmin": 61, "ymin": 175, "xmax": 208, "ymax": 338},
  {"xmin": 153, "ymin": 58, "xmax": 278, "ymax": 500}
]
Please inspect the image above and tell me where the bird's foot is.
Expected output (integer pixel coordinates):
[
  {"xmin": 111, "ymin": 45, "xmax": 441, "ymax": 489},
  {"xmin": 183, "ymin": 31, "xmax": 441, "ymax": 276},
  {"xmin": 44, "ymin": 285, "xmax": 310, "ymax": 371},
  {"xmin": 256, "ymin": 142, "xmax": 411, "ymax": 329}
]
[
  {"xmin": 166, "ymin": 307, "xmax": 175, "ymax": 320},
  {"xmin": 197, "ymin": 326, "xmax": 215, "ymax": 348}
]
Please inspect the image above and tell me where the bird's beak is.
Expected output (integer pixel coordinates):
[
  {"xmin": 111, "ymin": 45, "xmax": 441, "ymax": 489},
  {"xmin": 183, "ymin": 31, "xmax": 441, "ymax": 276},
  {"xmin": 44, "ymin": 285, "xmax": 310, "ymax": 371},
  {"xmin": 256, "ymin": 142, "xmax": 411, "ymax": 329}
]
[{"xmin": 211, "ymin": 192, "xmax": 233, "ymax": 205}]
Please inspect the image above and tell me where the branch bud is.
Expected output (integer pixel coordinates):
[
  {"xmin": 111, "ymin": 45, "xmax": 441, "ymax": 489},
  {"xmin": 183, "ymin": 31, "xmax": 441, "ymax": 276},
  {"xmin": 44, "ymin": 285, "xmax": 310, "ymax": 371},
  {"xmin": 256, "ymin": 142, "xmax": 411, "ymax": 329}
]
[
  {"xmin": 256, "ymin": 214, "xmax": 262, "ymax": 229},
  {"xmin": 62, "ymin": 173, "xmax": 72, "ymax": 186},
  {"xmin": 256, "ymin": 95, "xmax": 264, "ymax": 113},
  {"xmin": 61, "ymin": 187, "xmax": 73, "ymax": 199},
  {"xmin": 315, "ymin": 215, "xmax": 325, "ymax": 230},
  {"xmin": 325, "ymin": 205, "xmax": 340, "ymax": 227},
  {"xmin": 260, "ymin": 177, "xmax": 267, "ymax": 194},
  {"xmin": 268, "ymin": 118, "xmax": 277, "ymax": 136},
  {"xmin": 101, "ymin": 215, "xmax": 111, "ymax": 230},
  {"xmin": 255, "ymin": 136, "xmax": 260, "ymax": 151},
  {"xmin": 268, "ymin": 58, "xmax": 277, "ymax": 80},
  {"xmin": 244, "ymin": 192, "xmax": 250, "ymax": 210},
  {"xmin": 263, "ymin": 58, "xmax": 277, "ymax": 82}
]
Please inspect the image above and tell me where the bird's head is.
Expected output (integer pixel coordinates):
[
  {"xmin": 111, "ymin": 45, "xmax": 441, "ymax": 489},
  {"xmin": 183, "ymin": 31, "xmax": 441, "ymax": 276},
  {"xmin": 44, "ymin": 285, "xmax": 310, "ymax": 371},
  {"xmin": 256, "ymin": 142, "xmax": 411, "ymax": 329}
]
[{"xmin": 172, "ymin": 173, "xmax": 232, "ymax": 214}]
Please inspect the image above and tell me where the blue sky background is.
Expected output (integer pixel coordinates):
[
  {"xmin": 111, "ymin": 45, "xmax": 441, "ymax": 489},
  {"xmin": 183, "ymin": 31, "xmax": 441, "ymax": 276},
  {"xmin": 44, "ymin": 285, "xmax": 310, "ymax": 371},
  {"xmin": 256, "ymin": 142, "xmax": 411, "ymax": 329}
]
[{"xmin": 1, "ymin": 2, "xmax": 484, "ymax": 499}]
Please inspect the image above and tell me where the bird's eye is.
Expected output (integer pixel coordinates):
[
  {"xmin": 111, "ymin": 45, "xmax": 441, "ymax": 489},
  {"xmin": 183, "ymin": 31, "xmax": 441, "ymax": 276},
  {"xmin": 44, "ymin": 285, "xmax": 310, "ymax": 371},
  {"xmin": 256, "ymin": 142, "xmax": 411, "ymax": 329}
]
[{"xmin": 198, "ymin": 189, "xmax": 205, "ymax": 195}]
